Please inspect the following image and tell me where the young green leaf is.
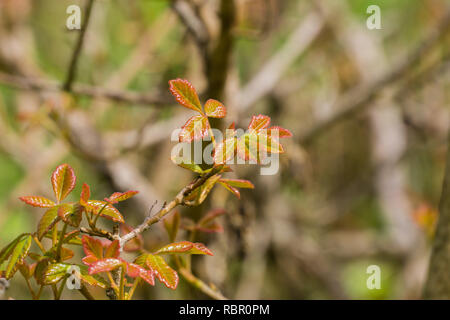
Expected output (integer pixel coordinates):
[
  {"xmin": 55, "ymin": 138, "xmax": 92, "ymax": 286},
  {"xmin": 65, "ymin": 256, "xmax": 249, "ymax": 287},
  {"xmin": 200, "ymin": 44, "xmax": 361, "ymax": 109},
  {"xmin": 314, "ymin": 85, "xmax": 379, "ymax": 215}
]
[
  {"xmin": 183, "ymin": 174, "xmax": 221, "ymax": 206},
  {"xmin": 82, "ymin": 235, "xmax": 104, "ymax": 260},
  {"xmin": 145, "ymin": 254, "xmax": 178, "ymax": 290},
  {"xmin": 19, "ymin": 196, "xmax": 55, "ymax": 208},
  {"xmin": 38, "ymin": 206, "xmax": 60, "ymax": 239},
  {"xmin": 204, "ymin": 99, "xmax": 226, "ymax": 118},
  {"xmin": 219, "ymin": 181, "xmax": 241, "ymax": 199},
  {"xmin": 0, "ymin": 234, "xmax": 26, "ymax": 266},
  {"xmin": 218, "ymin": 179, "xmax": 254, "ymax": 189},
  {"xmin": 179, "ymin": 115, "xmax": 210, "ymax": 143},
  {"xmin": 77, "ymin": 264, "xmax": 109, "ymax": 288},
  {"xmin": 42, "ymin": 263, "xmax": 70, "ymax": 285},
  {"xmin": 51, "ymin": 164, "xmax": 76, "ymax": 203},
  {"xmin": 169, "ymin": 79, "xmax": 203, "ymax": 114}
]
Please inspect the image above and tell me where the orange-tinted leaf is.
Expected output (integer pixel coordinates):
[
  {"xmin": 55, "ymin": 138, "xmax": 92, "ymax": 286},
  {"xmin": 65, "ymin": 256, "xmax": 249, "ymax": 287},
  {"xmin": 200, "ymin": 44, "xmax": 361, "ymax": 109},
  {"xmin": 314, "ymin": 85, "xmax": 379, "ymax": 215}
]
[
  {"xmin": 105, "ymin": 240, "xmax": 120, "ymax": 259},
  {"xmin": 19, "ymin": 196, "xmax": 55, "ymax": 208},
  {"xmin": 77, "ymin": 265, "xmax": 108, "ymax": 288},
  {"xmin": 145, "ymin": 254, "xmax": 178, "ymax": 289},
  {"xmin": 179, "ymin": 115, "xmax": 210, "ymax": 143},
  {"xmin": 104, "ymin": 191, "xmax": 138, "ymax": 204},
  {"xmin": 236, "ymin": 133, "xmax": 259, "ymax": 163},
  {"xmin": 169, "ymin": 79, "xmax": 203, "ymax": 114},
  {"xmin": 82, "ymin": 235, "xmax": 103, "ymax": 260},
  {"xmin": 51, "ymin": 164, "xmax": 76, "ymax": 203},
  {"xmin": 183, "ymin": 174, "xmax": 221, "ymax": 206},
  {"xmin": 88, "ymin": 258, "xmax": 124, "ymax": 275},
  {"xmin": 57, "ymin": 203, "xmax": 82, "ymax": 227},
  {"xmin": 38, "ymin": 206, "xmax": 60, "ymax": 239},
  {"xmin": 120, "ymin": 224, "xmax": 143, "ymax": 252},
  {"xmin": 213, "ymin": 138, "xmax": 236, "ymax": 164},
  {"xmin": 60, "ymin": 247, "xmax": 74, "ymax": 261},
  {"xmin": 218, "ymin": 179, "xmax": 254, "ymax": 189},
  {"xmin": 260, "ymin": 134, "xmax": 284, "ymax": 154},
  {"xmin": 154, "ymin": 241, "xmax": 213, "ymax": 256},
  {"xmin": 267, "ymin": 126, "xmax": 293, "ymax": 138},
  {"xmin": 197, "ymin": 208, "xmax": 226, "ymax": 233},
  {"xmin": 82, "ymin": 255, "xmax": 98, "ymax": 266},
  {"xmin": 87, "ymin": 200, "xmax": 124, "ymax": 223},
  {"xmin": 80, "ymin": 183, "xmax": 90, "ymax": 205},
  {"xmin": 248, "ymin": 114, "xmax": 270, "ymax": 132},
  {"xmin": 164, "ymin": 211, "xmax": 180, "ymax": 242},
  {"xmin": 19, "ymin": 261, "xmax": 36, "ymax": 279},
  {"xmin": 219, "ymin": 181, "xmax": 240, "ymax": 199},
  {"xmin": 204, "ymin": 99, "xmax": 226, "ymax": 118}
]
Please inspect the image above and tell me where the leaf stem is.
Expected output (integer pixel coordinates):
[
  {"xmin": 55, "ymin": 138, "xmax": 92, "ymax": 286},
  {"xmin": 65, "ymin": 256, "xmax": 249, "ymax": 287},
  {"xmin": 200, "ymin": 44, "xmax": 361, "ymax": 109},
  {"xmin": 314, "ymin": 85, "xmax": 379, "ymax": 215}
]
[
  {"xmin": 56, "ymin": 223, "xmax": 68, "ymax": 261},
  {"xmin": 119, "ymin": 266, "xmax": 125, "ymax": 300},
  {"xmin": 127, "ymin": 278, "xmax": 140, "ymax": 300}
]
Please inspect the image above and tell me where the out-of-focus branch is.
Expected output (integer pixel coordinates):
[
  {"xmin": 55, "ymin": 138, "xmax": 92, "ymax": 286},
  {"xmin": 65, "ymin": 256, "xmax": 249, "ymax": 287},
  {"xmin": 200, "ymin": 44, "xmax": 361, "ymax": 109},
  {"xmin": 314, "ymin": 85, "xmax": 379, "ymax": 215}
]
[
  {"xmin": 299, "ymin": 9, "xmax": 450, "ymax": 144},
  {"xmin": 63, "ymin": 0, "xmax": 95, "ymax": 91},
  {"xmin": 0, "ymin": 71, "xmax": 170, "ymax": 106},
  {"xmin": 237, "ymin": 12, "xmax": 324, "ymax": 111},
  {"xmin": 178, "ymin": 267, "xmax": 227, "ymax": 300}
]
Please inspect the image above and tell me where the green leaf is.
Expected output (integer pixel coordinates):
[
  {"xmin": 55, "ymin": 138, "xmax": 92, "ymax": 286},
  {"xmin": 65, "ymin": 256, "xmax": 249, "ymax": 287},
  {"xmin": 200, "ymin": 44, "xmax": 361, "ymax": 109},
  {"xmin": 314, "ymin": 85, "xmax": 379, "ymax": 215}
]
[
  {"xmin": 169, "ymin": 79, "xmax": 203, "ymax": 113},
  {"xmin": 204, "ymin": 99, "xmax": 226, "ymax": 118},
  {"xmin": 42, "ymin": 263, "xmax": 70, "ymax": 285},
  {"xmin": 19, "ymin": 196, "xmax": 55, "ymax": 208},
  {"xmin": 82, "ymin": 235, "xmax": 103, "ymax": 259},
  {"xmin": 183, "ymin": 174, "xmax": 221, "ymax": 206},
  {"xmin": 0, "ymin": 233, "xmax": 26, "ymax": 266},
  {"xmin": 51, "ymin": 164, "xmax": 76, "ymax": 203},
  {"xmin": 104, "ymin": 240, "xmax": 120, "ymax": 259},
  {"xmin": 154, "ymin": 241, "xmax": 213, "ymax": 256},
  {"xmin": 38, "ymin": 206, "xmax": 60, "ymax": 239},
  {"xmin": 218, "ymin": 179, "xmax": 254, "ymax": 189},
  {"xmin": 77, "ymin": 264, "xmax": 108, "ymax": 288},
  {"xmin": 5, "ymin": 234, "xmax": 32, "ymax": 279},
  {"xmin": 145, "ymin": 254, "xmax": 178, "ymax": 289},
  {"xmin": 179, "ymin": 115, "xmax": 210, "ymax": 143}
]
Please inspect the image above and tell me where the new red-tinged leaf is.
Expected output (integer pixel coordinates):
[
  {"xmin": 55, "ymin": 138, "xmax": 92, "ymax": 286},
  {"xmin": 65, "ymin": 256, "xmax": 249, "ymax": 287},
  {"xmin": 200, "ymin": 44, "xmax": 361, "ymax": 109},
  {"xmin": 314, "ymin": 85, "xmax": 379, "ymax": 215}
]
[
  {"xmin": 19, "ymin": 196, "xmax": 55, "ymax": 208},
  {"xmin": 88, "ymin": 258, "xmax": 124, "ymax": 275},
  {"xmin": 145, "ymin": 254, "xmax": 178, "ymax": 289},
  {"xmin": 169, "ymin": 79, "xmax": 203, "ymax": 114},
  {"xmin": 105, "ymin": 191, "xmax": 138, "ymax": 204},
  {"xmin": 51, "ymin": 164, "xmax": 76, "ymax": 203},
  {"xmin": 154, "ymin": 241, "xmax": 213, "ymax": 256},
  {"xmin": 80, "ymin": 183, "xmax": 90, "ymax": 205},
  {"xmin": 127, "ymin": 263, "xmax": 155, "ymax": 286},
  {"xmin": 77, "ymin": 265, "xmax": 108, "ymax": 288},
  {"xmin": 82, "ymin": 235, "xmax": 104, "ymax": 260},
  {"xmin": 204, "ymin": 99, "xmax": 226, "ymax": 118},
  {"xmin": 105, "ymin": 240, "xmax": 120, "ymax": 259},
  {"xmin": 179, "ymin": 115, "xmax": 210, "ymax": 143},
  {"xmin": 219, "ymin": 181, "xmax": 240, "ymax": 199},
  {"xmin": 267, "ymin": 126, "xmax": 293, "ymax": 138},
  {"xmin": 57, "ymin": 203, "xmax": 82, "ymax": 227}
]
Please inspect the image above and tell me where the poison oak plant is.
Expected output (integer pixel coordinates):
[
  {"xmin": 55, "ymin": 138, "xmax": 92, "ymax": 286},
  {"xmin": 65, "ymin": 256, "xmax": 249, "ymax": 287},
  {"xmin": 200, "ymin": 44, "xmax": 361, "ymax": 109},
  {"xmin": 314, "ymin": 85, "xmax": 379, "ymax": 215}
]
[{"xmin": 0, "ymin": 79, "xmax": 291, "ymax": 300}]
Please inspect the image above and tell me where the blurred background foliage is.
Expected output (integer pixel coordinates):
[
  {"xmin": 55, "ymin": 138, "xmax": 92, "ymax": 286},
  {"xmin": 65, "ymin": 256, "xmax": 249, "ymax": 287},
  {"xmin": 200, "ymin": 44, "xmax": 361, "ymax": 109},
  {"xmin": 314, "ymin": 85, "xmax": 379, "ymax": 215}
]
[{"xmin": 0, "ymin": 0, "xmax": 449, "ymax": 299}]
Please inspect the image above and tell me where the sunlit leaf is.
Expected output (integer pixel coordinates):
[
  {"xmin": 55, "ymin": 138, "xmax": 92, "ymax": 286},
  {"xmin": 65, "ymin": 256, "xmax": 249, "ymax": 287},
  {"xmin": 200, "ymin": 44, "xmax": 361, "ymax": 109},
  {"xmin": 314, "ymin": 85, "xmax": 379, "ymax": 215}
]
[
  {"xmin": 38, "ymin": 206, "xmax": 60, "ymax": 239},
  {"xmin": 82, "ymin": 235, "xmax": 104, "ymax": 260},
  {"xmin": 169, "ymin": 79, "xmax": 203, "ymax": 114},
  {"xmin": 104, "ymin": 191, "xmax": 138, "ymax": 204},
  {"xmin": 145, "ymin": 254, "xmax": 178, "ymax": 289},
  {"xmin": 267, "ymin": 126, "xmax": 293, "ymax": 138},
  {"xmin": 204, "ymin": 99, "xmax": 226, "ymax": 118},
  {"xmin": 154, "ymin": 241, "xmax": 213, "ymax": 256},
  {"xmin": 183, "ymin": 174, "xmax": 221, "ymax": 206},
  {"xmin": 0, "ymin": 234, "xmax": 26, "ymax": 266},
  {"xmin": 236, "ymin": 133, "xmax": 259, "ymax": 163},
  {"xmin": 80, "ymin": 183, "xmax": 90, "ymax": 206},
  {"xmin": 4, "ymin": 234, "xmax": 32, "ymax": 279},
  {"xmin": 86, "ymin": 200, "xmax": 124, "ymax": 223},
  {"xmin": 19, "ymin": 196, "xmax": 55, "ymax": 208},
  {"xmin": 127, "ymin": 263, "xmax": 155, "ymax": 286},
  {"xmin": 51, "ymin": 164, "xmax": 76, "ymax": 203},
  {"xmin": 179, "ymin": 115, "xmax": 210, "ymax": 143},
  {"xmin": 219, "ymin": 181, "xmax": 240, "ymax": 199},
  {"xmin": 77, "ymin": 264, "xmax": 108, "ymax": 288},
  {"xmin": 104, "ymin": 240, "xmax": 120, "ymax": 259},
  {"xmin": 88, "ymin": 258, "xmax": 124, "ymax": 274}
]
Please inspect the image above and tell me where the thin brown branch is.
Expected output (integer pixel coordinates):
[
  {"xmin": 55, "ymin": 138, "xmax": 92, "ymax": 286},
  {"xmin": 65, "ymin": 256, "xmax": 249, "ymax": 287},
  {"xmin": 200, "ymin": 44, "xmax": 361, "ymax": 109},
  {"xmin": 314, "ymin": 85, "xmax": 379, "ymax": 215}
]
[
  {"xmin": 0, "ymin": 71, "xmax": 170, "ymax": 106},
  {"xmin": 63, "ymin": 0, "xmax": 95, "ymax": 91}
]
